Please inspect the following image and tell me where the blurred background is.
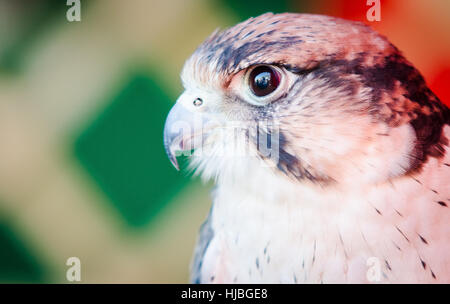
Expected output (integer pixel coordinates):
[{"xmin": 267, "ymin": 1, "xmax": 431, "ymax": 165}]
[{"xmin": 0, "ymin": 0, "xmax": 448, "ymax": 283}]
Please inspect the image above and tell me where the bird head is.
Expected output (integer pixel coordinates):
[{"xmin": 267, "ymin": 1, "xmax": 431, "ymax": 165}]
[{"xmin": 164, "ymin": 13, "xmax": 449, "ymax": 188}]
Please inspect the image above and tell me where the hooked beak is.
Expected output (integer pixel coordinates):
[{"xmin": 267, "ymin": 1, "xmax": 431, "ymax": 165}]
[{"xmin": 163, "ymin": 101, "xmax": 208, "ymax": 170}]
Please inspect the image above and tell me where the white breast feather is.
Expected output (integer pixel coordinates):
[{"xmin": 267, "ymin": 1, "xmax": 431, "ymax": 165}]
[{"xmin": 197, "ymin": 126, "xmax": 450, "ymax": 283}]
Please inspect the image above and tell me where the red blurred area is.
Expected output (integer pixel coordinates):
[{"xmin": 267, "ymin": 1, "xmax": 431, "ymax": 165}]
[
  {"xmin": 429, "ymin": 66, "xmax": 450, "ymax": 106},
  {"xmin": 309, "ymin": 0, "xmax": 450, "ymax": 107},
  {"xmin": 313, "ymin": 0, "xmax": 394, "ymax": 22}
]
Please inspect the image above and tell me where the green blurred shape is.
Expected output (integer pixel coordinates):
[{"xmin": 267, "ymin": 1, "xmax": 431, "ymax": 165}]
[
  {"xmin": 75, "ymin": 71, "xmax": 191, "ymax": 228},
  {"xmin": 217, "ymin": 0, "xmax": 296, "ymax": 20},
  {"xmin": 0, "ymin": 221, "xmax": 45, "ymax": 283}
]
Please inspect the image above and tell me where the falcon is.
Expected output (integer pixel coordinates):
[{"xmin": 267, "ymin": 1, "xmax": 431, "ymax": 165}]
[{"xmin": 163, "ymin": 13, "xmax": 450, "ymax": 283}]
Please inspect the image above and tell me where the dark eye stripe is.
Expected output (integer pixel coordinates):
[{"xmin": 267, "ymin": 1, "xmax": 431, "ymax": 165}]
[{"xmin": 283, "ymin": 64, "xmax": 319, "ymax": 75}]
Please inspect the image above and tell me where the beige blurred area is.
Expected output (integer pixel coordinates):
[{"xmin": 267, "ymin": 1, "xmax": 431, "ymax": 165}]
[{"xmin": 0, "ymin": 0, "xmax": 232, "ymax": 283}]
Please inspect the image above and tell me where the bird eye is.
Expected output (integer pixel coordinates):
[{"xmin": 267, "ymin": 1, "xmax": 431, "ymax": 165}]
[{"xmin": 248, "ymin": 65, "xmax": 280, "ymax": 97}]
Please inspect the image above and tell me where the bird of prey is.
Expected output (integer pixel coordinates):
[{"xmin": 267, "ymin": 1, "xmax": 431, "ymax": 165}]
[{"xmin": 163, "ymin": 13, "xmax": 450, "ymax": 283}]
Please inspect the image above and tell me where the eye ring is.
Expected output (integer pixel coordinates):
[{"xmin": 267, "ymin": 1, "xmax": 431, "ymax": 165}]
[{"xmin": 247, "ymin": 65, "xmax": 281, "ymax": 97}]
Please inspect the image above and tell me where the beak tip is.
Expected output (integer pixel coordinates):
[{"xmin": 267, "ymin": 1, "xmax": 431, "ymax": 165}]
[
  {"xmin": 170, "ymin": 157, "xmax": 180, "ymax": 171},
  {"xmin": 165, "ymin": 144, "xmax": 180, "ymax": 171}
]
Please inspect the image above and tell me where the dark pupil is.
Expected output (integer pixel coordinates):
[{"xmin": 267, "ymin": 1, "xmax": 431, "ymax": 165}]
[
  {"xmin": 250, "ymin": 66, "xmax": 279, "ymax": 97},
  {"xmin": 255, "ymin": 72, "xmax": 271, "ymax": 90}
]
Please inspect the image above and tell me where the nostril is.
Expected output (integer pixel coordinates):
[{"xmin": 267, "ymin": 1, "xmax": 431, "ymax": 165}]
[{"xmin": 193, "ymin": 98, "xmax": 203, "ymax": 107}]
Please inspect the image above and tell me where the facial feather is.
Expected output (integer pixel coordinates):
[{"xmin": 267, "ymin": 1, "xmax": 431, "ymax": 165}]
[{"xmin": 179, "ymin": 12, "xmax": 449, "ymax": 188}]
